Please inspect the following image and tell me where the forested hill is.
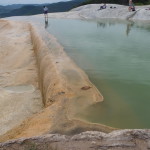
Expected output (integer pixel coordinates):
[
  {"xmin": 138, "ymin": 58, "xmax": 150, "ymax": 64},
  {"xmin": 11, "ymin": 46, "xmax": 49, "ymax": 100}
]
[
  {"xmin": 0, "ymin": 4, "xmax": 24, "ymax": 14},
  {"xmin": 0, "ymin": 0, "xmax": 85, "ymax": 18},
  {"xmin": 80, "ymin": 0, "xmax": 150, "ymax": 5}
]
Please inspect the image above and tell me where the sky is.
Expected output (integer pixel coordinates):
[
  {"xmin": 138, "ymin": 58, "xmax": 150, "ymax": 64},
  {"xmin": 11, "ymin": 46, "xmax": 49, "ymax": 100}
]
[{"xmin": 0, "ymin": 0, "xmax": 70, "ymax": 6}]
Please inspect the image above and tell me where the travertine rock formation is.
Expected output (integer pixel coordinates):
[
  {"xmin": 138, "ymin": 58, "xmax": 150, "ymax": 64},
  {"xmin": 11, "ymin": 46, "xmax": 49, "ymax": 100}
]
[
  {"xmin": 0, "ymin": 20, "xmax": 43, "ymax": 136},
  {"xmin": 0, "ymin": 130, "xmax": 150, "ymax": 150},
  {"xmin": 37, "ymin": 4, "xmax": 150, "ymax": 21}
]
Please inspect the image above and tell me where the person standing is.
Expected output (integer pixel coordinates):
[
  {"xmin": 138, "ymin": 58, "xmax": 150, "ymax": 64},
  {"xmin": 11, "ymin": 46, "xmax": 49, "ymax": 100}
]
[
  {"xmin": 128, "ymin": 0, "xmax": 134, "ymax": 11},
  {"xmin": 43, "ymin": 6, "xmax": 48, "ymax": 22}
]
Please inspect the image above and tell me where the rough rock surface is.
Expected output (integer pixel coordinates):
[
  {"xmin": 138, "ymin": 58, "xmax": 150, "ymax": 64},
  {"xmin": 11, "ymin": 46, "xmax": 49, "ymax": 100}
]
[
  {"xmin": 0, "ymin": 20, "xmax": 43, "ymax": 136},
  {"xmin": 0, "ymin": 130, "xmax": 150, "ymax": 150},
  {"xmin": 32, "ymin": 4, "xmax": 150, "ymax": 21},
  {"xmin": 71, "ymin": 4, "xmax": 150, "ymax": 20}
]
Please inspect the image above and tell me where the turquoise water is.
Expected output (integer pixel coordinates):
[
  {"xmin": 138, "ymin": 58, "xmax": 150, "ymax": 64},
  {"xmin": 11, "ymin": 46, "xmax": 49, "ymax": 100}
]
[{"xmin": 46, "ymin": 19, "xmax": 150, "ymax": 128}]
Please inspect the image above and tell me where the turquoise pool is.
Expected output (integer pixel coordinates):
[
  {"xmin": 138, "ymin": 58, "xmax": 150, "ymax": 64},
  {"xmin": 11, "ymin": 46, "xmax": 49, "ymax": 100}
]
[{"xmin": 46, "ymin": 19, "xmax": 150, "ymax": 128}]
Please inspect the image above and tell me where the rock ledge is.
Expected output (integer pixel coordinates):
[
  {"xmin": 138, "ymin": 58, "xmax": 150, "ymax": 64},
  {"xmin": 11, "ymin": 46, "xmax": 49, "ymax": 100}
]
[{"xmin": 0, "ymin": 130, "xmax": 150, "ymax": 150}]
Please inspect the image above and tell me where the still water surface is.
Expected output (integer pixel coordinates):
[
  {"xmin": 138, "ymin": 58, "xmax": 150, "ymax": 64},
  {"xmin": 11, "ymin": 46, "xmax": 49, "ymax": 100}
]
[{"xmin": 46, "ymin": 19, "xmax": 150, "ymax": 128}]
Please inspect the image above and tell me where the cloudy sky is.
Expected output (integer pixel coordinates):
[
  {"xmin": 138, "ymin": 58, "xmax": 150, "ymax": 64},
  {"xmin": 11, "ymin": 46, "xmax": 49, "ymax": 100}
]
[{"xmin": 0, "ymin": 0, "xmax": 70, "ymax": 5}]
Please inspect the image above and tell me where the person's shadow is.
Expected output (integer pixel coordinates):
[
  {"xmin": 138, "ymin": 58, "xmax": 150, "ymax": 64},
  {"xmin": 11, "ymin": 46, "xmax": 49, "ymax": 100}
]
[{"xmin": 45, "ymin": 20, "xmax": 49, "ymax": 29}]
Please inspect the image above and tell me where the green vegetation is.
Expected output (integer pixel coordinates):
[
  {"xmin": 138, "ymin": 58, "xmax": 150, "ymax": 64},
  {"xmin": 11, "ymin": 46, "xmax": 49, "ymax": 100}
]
[
  {"xmin": 80, "ymin": 0, "xmax": 150, "ymax": 5},
  {"xmin": 0, "ymin": 0, "xmax": 85, "ymax": 18}
]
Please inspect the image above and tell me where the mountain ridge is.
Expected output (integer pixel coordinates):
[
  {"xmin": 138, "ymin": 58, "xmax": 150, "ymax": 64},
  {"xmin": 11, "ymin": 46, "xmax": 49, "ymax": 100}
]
[{"xmin": 0, "ymin": 0, "xmax": 85, "ymax": 18}]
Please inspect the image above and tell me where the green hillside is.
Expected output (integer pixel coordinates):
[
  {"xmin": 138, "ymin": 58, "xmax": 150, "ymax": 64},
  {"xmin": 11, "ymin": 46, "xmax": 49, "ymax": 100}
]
[
  {"xmin": 0, "ymin": 0, "xmax": 85, "ymax": 18},
  {"xmin": 0, "ymin": 6, "xmax": 10, "ymax": 14},
  {"xmin": 0, "ymin": 4, "xmax": 25, "ymax": 14}
]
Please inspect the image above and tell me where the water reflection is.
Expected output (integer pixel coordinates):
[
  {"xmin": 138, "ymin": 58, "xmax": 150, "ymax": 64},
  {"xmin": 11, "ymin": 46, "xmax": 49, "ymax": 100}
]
[
  {"xmin": 96, "ymin": 20, "xmax": 115, "ymax": 28},
  {"xmin": 96, "ymin": 19, "xmax": 126, "ymax": 27},
  {"xmin": 97, "ymin": 22, "xmax": 107, "ymax": 28},
  {"xmin": 46, "ymin": 18, "xmax": 150, "ymax": 128},
  {"xmin": 97, "ymin": 19, "xmax": 135, "ymax": 36},
  {"xmin": 45, "ymin": 20, "xmax": 49, "ymax": 29},
  {"xmin": 126, "ymin": 21, "xmax": 134, "ymax": 36}
]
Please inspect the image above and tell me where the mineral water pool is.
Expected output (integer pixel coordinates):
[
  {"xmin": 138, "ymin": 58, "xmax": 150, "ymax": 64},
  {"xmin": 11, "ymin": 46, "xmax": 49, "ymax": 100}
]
[{"xmin": 46, "ymin": 18, "xmax": 150, "ymax": 129}]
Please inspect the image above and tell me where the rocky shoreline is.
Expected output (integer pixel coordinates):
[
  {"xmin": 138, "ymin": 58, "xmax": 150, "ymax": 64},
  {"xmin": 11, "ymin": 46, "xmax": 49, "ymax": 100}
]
[{"xmin": 0, "ymin": 19, "xmax": 114, "ymax": 143}]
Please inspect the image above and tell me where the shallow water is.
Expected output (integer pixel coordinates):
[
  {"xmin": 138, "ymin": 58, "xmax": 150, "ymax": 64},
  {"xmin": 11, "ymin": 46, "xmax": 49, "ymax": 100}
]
[{"xmin": 46, "ymin": 19, "xmax": 150, "ymax": 128}]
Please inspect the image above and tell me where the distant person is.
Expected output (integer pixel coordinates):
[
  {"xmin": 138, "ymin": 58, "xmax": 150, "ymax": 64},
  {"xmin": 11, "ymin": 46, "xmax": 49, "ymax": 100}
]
[
  {"xmin": 98, "ymin": 3, "xmax": 106, "ymax": 10},
  {"xmin": 128, "ymin": 0, "xmax": 132, "ymax": 11},
  {"xmin": 145, "ymin": 8, "xmax": 150, "ymax": 10},
  {"xmin": 128, "ymin": 0, "xmax": 135, "ymax": 11},
  {"xmin": 43, "ymin": 6, "xmax": 48, "ymax": 22}
]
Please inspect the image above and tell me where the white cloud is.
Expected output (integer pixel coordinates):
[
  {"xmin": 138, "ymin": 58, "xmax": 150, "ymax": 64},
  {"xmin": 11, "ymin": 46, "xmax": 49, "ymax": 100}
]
[{"xmin": 0, "ymin": 0, "xmax": 70, "ymax": 5}]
